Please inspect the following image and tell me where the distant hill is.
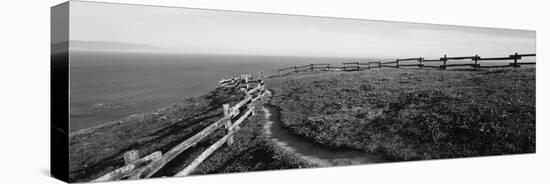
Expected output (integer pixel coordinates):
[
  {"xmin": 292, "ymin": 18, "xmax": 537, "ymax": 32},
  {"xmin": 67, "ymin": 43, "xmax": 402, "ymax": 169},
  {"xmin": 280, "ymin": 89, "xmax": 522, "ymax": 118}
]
[
  {"xmin": 51, "ymin": 41, "xmax": 69, "ymax": 54},
  {"xmin": 51, "ymin": 40, "xmax": 172, "ymax": 53}
]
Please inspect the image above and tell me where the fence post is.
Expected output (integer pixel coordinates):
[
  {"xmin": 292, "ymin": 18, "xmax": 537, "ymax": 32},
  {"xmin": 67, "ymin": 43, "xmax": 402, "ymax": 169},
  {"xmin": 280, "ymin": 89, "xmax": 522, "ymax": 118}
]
[
  {"xmin": 343, "ymin": 63, "xmax": 347, "ymax": 70},
  {"xmin": 378, "ymin": 61, "xmax": 381, "ymax": 68},
  {"xmin": 513, "ymin": 52, "xmax": 519, "ymax": 68},
  {"xmin": 419, "ymin": 57, "xmax": 424, "ymax": 70},
  {"xmin": 442, "ymin": 55, "xmax": 447, "ymax": 70},
  {"xmin": 396, "ymin": 59, "xmax": 400, "ymax": 68},
  {"xmin": 247, "ymin": 100, "xmax": 255, "ymax": 116},
  {"xmin": 223, "ymin": 104, "xmax": 230, "ymax": 117},
  {"xmin": 124, "ymin": 150, "xmax": 140, "ymax": 165},
  {"xmin": 310, "ymin": 64, "xmax": 314, "ymax": 71},
  {"xmin": 473, "ymin": 54, "xmax": 479, "ymax": 70},
  {"xmin": 259, "ymin": 71, "xmax": 264, "ymax": 80},
  {"xmin": 294, "ymin": 66, "xmax": 297, "ymax": 73},
  {"xmin": 260, "ymin": 83, "xmax": 265, "ymax": 94},
  {"xmin": 356, "ymin": 62, "xmax": 360, "ymax": 70},
  {"xmin": 225, "ymin": 118, "xmax": 234, "ymax": 145},
  {"xmin": 222, "ymin": 104, "xmax": 234, "ymax": 145},
  {"xmin": 327, "ymin": 64, "xmax": 330, "ymax": 71}
]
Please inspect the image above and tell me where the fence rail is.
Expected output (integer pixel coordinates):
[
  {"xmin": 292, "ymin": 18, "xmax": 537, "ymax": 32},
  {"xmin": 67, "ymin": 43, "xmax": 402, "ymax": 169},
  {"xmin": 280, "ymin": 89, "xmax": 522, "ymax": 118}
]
[
  {"xmin": 397, "ymin": 57, "xmax": 423, "ymax": 62},
  {"xmin": 277, "ymin": 53, "xmax": 535, "ymax": 76},
  {"xmin": 441, "ymin": 56, "xmax": 480, "ymax": 60},
  {"xmin": 93, "ymin": 74, "xmax": 266, "ymax": 182}
]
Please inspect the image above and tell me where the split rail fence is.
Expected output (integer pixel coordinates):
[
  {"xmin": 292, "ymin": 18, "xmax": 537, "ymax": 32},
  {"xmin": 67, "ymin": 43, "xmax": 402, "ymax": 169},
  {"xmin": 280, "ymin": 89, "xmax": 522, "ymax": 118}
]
[
  {"xmin": 93, "ymin": 74, "xmax": 266, "ymax": 182},
  {"xmin": 278, "ymin": 53, "xmax": 536, "ymax": 76}
]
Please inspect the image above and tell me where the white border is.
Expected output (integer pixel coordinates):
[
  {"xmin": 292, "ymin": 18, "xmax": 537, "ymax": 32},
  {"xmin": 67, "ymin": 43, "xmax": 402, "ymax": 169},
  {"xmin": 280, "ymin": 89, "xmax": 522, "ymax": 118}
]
[{"xmin": 0, "ymin": 0, "xmax": 547, "ymax": 183}]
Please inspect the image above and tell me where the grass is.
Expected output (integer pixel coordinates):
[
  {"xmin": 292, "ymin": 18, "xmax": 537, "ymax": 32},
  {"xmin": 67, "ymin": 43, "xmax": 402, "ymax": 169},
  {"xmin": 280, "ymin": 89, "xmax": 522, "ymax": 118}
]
[
  {"xmin": 69, "ymin": 87, "xmax": 308, "ymax": 182},
  {"xmin": 265, "ymin": 68, "xmax": 535, "ymax": 161}
]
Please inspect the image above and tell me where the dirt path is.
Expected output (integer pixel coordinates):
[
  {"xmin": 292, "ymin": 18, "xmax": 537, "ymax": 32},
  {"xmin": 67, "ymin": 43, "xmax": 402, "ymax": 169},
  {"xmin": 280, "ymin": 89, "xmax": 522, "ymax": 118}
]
[{"xmin": 262, "ymin": 90, "xmax": 385, "ymax": 167}]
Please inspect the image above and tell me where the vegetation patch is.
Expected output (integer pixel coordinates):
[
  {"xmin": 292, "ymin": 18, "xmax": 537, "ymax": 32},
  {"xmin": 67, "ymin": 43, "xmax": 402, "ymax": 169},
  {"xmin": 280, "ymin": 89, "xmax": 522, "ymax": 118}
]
[{"xmin": 266, "ymin": 68, "xmax": 535, "ymax": 161}]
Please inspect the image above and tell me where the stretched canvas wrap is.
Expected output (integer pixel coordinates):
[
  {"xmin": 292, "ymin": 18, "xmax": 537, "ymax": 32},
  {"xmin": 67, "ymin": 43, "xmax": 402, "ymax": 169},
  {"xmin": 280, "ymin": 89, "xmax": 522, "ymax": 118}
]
[{"xmin": 51, "ymin": 1, "xmax": 536, "ymax": 183}]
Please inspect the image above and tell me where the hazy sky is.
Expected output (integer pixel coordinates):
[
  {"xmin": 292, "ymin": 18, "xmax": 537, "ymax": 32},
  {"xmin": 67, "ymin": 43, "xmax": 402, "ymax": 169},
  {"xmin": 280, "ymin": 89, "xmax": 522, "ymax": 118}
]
[{"xmin": 69, "ymin": 1, "xmax": 535, "ymax": 58}]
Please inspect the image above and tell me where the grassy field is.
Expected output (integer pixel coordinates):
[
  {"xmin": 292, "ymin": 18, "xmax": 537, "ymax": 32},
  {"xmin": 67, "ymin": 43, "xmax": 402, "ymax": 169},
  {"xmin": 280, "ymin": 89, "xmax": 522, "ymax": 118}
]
[
  {"xmin": 69, "ymin": 87, "xmax": 309, "ymax": 182},
  {"xmin": 265, "ymin": 68, "xmax": 535, "ymax": 161}
]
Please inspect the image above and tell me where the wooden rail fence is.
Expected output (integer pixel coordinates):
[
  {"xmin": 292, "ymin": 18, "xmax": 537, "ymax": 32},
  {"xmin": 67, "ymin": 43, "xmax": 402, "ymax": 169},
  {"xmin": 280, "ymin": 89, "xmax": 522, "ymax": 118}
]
[
  {"xmin": 277, "ymin": 53, "xmax": 536, "ymax": 76},
  {"xmin": 93, "ymin": 74, "xmax": 266, "ymax": 182}
]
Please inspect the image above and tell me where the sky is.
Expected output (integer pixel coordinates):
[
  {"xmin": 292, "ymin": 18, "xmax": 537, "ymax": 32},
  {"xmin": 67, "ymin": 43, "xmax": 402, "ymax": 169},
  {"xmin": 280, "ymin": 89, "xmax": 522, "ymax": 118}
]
[{"xmin": 69, "ymin": 1, "xmax": 536, "ymax": 58}]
